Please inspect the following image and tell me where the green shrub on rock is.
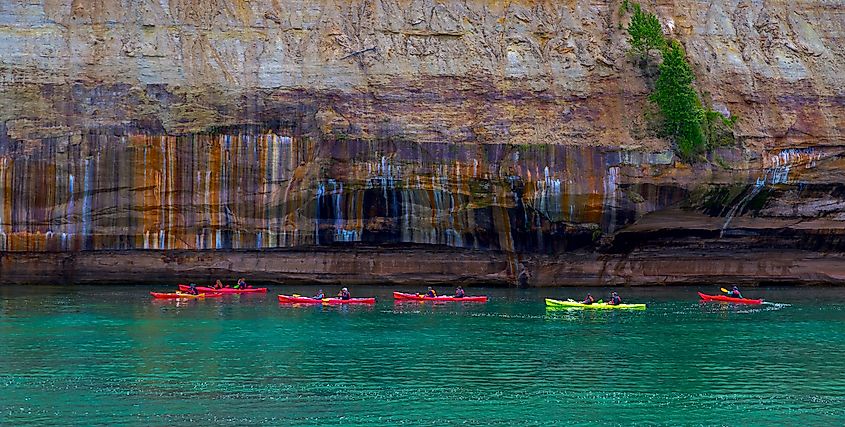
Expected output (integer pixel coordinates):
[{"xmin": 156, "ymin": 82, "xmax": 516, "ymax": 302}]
[{"xmin": 703, "ymin": 109, "xmax": 739, "ymax": 149}]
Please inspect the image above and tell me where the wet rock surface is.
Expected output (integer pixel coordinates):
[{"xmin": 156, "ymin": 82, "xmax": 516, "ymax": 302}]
[{"xmin": 2, "ymin": 129, "xmax": 845, "ymax": 285}]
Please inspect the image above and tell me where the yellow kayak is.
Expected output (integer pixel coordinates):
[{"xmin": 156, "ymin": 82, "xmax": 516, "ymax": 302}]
[{"xmin": 545, "ymin": 298, "xmax": 646, "ymax": 310}]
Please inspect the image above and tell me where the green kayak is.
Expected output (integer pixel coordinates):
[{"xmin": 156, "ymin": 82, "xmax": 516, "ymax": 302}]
[{"xmin": 545, "ymin": 298, "xmax": 646, "ymax": 310}]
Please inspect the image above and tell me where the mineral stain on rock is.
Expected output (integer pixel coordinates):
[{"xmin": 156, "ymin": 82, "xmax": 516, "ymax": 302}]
[{"xmin": 0, "ymin": 130, "xmax": 683, "ymax": 254}]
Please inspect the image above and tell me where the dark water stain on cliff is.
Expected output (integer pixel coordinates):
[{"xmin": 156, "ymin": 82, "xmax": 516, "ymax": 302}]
[{"xmin": 0, "ymin": 128, "xmax": 686, "ymax": 254}]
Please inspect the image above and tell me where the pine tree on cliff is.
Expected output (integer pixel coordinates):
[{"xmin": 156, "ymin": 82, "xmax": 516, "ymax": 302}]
[
  {"xmin": 625, "ymin": 2, "xmax": 733, "ymax": 162},
  {"xmin": 627, "ymin": 2, "xmax": 666, "ymax": 59},
  {"xmin": 649, "ymin": 40, "xmax": 705, "ymax": 161}
]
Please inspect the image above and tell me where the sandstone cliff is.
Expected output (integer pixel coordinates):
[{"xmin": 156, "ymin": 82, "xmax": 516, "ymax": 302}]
[
  {"xmin": 1, "ymin": 1, "xmax": 844, "ymax": 286},
  {"xmin": 2, "ymin": 0, "xmax": 842, "ymax": 146}
]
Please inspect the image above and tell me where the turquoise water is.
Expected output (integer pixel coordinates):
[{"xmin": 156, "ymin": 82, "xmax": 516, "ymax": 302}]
[{"xmin": 1, "ymin": 286, "xmax": 844, "ymax": 426}]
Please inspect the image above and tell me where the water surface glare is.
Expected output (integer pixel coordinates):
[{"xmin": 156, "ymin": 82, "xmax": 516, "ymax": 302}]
[{"xmin": 1, "ymin": 286, "xmax": 844, "ymax": 425}]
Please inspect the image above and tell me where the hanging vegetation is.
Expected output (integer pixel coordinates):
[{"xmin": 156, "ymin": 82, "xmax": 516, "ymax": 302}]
[{"xmin": 624, "ymin": 2, "xmax": 737, "ymax": 163}]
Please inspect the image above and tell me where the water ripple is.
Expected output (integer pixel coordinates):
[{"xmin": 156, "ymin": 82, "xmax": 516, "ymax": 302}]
[{"xmin": 2, "ymin": 286, "xmax": 845, "ymax": 425}]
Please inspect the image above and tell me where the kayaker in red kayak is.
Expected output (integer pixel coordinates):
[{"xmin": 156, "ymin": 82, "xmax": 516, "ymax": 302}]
[
  {"xmin": 213, "ymin": 280, "xmax": 224, "ymax": 290},
  {"xmin": 338, "ymin": 288, "xmax": 351, "ymax": 300},
  {"xmin": 425, "ymin": 287, "xmax": 437, "ymax": 298},
  {"xmin": 608, "ymin": 292, "xmax": 622, "ymax": 305},
  {"xmin": 454, "ymin": 286, "xmax": 465, "ymax": 298},
  {"xmin": 185, "ymin": 284, "xmax": 199, "ymax": 295},
  {"xmin": 312, "ymin": 289, "xmax": 325, "ymax": 300},
  {"xmin": 726, "ymin": 286, "xmax": 743, "ymax": 299},
  {"xmin": 581, "ymin": 294, "xmax": 595, "ymax": 305},
  {"xmin": 234, "ymin": 278, "xmax": 249, "ymax": 289}
]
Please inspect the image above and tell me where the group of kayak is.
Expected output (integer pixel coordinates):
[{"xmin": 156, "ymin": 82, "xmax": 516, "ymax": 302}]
[
  {"xmin": 149, "ymin": 278, "xmax": 269, "ymax": 299},
  {"xmin": 546, "ymin": 286, "xmax": 763, "ymax": 310},
  {"xmin": 278, "ymin": 286, "xmax": 488, "ymax": 304},
  {"xmin": 152, "ymin": 281, "xmax": 763, "ymax": 307}
]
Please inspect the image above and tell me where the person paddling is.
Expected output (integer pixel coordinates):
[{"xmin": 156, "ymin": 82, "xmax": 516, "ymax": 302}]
[
  {"xmin": 726, "ymin": 285, "xmax": 743, "ymax": 299},
  {"xmin": 425, "ymin": 287, "xmax": 437, "ymax": 298},
  {"xmin": 313, "ymin": 289, "xmax": 325, "ymax": 300},
  {"xmin": 186, "ymin": 283, "xmax": 199, "ymax": 295},
  {"xmin": 454, "ymin": 286, "xmax": 465, "ymax": 298},
  {"xmin": 608, "ymin": 291, "xmax": 622, "ymax": 305},
  {"xmin": 581, "ymin": 293, "xmax": 595, "ymax": 305},
  {"xmin": 213, "ymin": 280, "xmax": 224, "ymax": 290},
  {"xmin": 234, "ymin": 278, "xmax": 247, "ymax": 289},
  {"xmin": 338, "ymin": 287, "xmax": 351, "ymax": 300}
]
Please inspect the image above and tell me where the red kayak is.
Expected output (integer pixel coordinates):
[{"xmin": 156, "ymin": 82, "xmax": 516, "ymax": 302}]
[
  {"xmin": 277, "ymin": 294, "xmax": 376, "ymax": 304},
  {"xmin": 178, "ymin": 284, "xmax": 267, "ymax": 294},
  {"xmin": 393, "ymin": 292, "xmax": 488, "ymax": 302},
  {"xmin": 698, "ymin": 292, "xmax": 763, "ymax": 305},
  {"xmin": 150, "ymin": 291, "xmax": 223, "ymax": 299}
]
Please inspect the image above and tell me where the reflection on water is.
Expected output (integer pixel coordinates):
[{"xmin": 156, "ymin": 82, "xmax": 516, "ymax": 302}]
[{"xmin": 0, "ymin": 130, "xmax": 685, "ymax": 253}]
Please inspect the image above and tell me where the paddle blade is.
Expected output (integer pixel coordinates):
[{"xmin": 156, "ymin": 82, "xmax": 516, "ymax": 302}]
[{"xmin": 720, "ymin": 287, "xmax": 729, "ymax": 293}]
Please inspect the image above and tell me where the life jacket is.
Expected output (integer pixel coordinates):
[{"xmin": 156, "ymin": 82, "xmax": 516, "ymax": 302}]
[
  {"xmin": 340, "ymin": 291, "xmax": 350, "ymax": 300},
  {"xmin": 426, "ymin": 290, "xmax": 437, "ymax": 297},
  {"xmin": 455, "ymin": 289, "xmax": 465, "ymax": 298},
  {"xmin": 611, "ymin": 296, "xmax": 621, "ymax": 305}
]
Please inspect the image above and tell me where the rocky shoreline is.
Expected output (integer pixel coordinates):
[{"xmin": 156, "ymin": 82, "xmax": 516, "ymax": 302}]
[{"xmin": 4, "ymin": 242, "xmax": 845, "ymax": 287}]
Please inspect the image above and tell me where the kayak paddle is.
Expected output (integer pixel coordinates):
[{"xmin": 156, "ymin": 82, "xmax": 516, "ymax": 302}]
[{"xmin": 720, "ymin": 287, "xmax": 729, "ymax": 294}]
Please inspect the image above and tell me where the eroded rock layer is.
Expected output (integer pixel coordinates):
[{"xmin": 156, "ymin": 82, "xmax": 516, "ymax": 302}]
[{"xmin": 1, "ymin": 1, "xmax": 842, "ymax": 147}]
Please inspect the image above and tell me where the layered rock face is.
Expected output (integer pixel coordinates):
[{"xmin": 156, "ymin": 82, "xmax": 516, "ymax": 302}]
[
  {"xmin": 3, "ymin": 0, "xmax": 842, "ymax": 146},
  {"xmin": 1, "ymin": 1, "xmax": 844, "ymax": 285}
]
